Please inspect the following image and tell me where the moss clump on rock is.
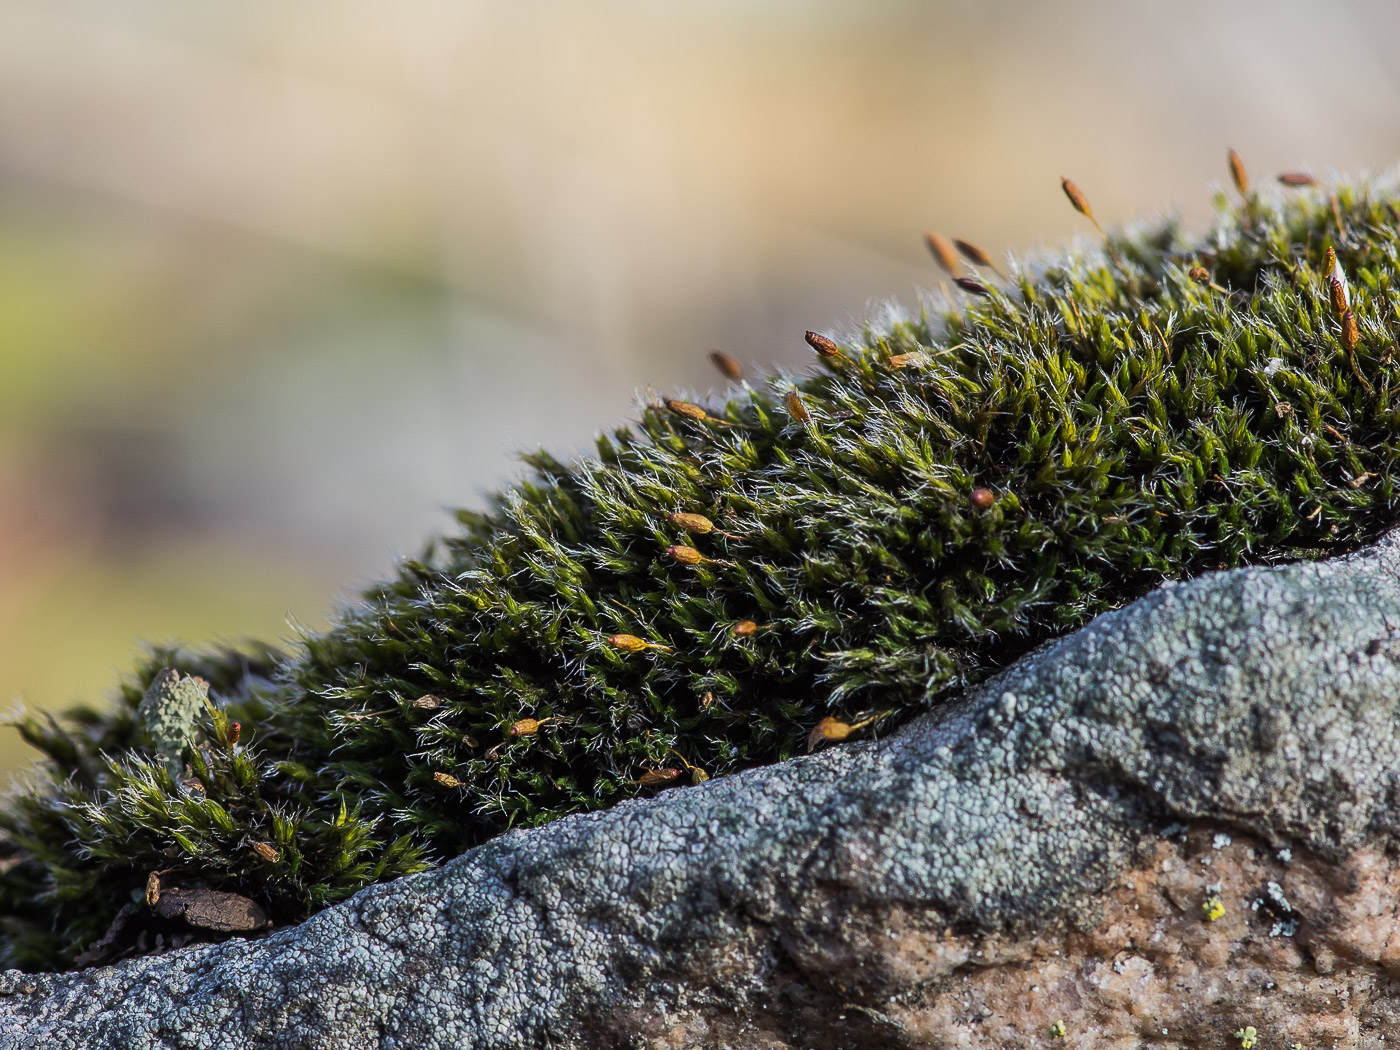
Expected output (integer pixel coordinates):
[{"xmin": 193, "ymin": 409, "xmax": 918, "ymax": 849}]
[{"xmin": 2, "ymin": 172, "xmax": 1398, "ymax": 970}]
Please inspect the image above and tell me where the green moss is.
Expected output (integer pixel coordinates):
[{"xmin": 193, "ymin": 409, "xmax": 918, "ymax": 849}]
[{"xmin": 3, "ymin": 175, "xmax": 1398, "ymax": 969}]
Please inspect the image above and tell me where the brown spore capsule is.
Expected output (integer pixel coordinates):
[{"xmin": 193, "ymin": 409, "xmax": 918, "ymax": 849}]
[
  {"xmin": 924, "ymin": 230, "xmax": 961, "ymax": 275},
  {"xmin": 709, "ymin": 350, "xmax": 743, "ymax": 380},
  {"xmin": 608, "ymin": 633, "xmax": 652, "ymax": 652},
  {"xmin": 1329, "ymin": 275, "xmax": 1349, "ymax": 317},
  {"xmin": 226, "ymin": 721, "xmax": 241, "ymax": 747},
  {"xmin": 433, "ymin": 771, "xmax": 464, "ymax": 788},
  {"xmin": 1278, "ymin": 172, "xmax": 1316, "ymax": 187},
  {"xmin": 970, "ymin": 487, "xmax": 996, "ymax": 509},
  {"xmin": 1060, "ymin": 177, "xmax": 1094, "ymax": 220},
  {"xmin": 806, "ymin": 709, "xmax": 888, "ymax": 751},
  {"xmin": 807, "ymin": 715, "xmax": 856, "ymax": 752},
  {"xmin": 250, "ymin": 841, "xmax": 280, "ymax": 864},
  {"xmin": 1188, "ymin": 266, "xmax": 1210, "ymax": 284},
  {"xmin": 731, "ymin": 619, "xmax": 759, "ymax": 637},
  {"xmin": 887, "ymin": 353, "xmax": 916, "ymax": 368},
  {"xmin": 1342, "ymin": 309, "xmax": 1360, "ymax": 352},
  {"xmin": 412, "ymin": 694, "xmax": 443, "ymax": 710},
  {"xmin": 666, "ymin": 544, "xmax": 706, "ymax": 565},
  {"xmin": 1227, "ymin": 148, "xmax": 1249, "ymax": 195},
  {"xmin": 954, "ymin": 238, "xmax": 994, "ymax": 266},
  {"xmin": 785, "ymin": 389, "xmax": 810, "ymax": 423},
  {"xmin": 1061, "ymin": 175, "xmax": 1112, "ymax": 245},
  {"xmin": 664, "ymin": 398, "xmax": 709, "ymax": 422},
  {"xmin": 954, "ymin": 276, "xmax": 992, "ymax": 297},
  {"xmin": 804, "ymin": 331, "xmax": 845, "ymax": 361},
  {"xmin": 633, "ymin": 767, "xmax": 682, "ymax": 788},
  {"xmin": 510, "ymin": 717, "xmax": 541, "ymax": 738},
  {"xmin": 667, "ymin": 511, "xmax": 714, "ymax": 534}
]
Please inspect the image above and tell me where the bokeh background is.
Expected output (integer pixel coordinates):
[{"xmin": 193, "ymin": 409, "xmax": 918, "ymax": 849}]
[{"xmin": 3, "ymin": 0, "xmax": 1399, "ymax": 777}]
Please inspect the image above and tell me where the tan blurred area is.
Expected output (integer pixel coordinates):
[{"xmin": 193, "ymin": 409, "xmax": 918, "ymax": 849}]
[{"xmin": 1, "ymin": 0, "xmax": 1398, "ymax": 776}]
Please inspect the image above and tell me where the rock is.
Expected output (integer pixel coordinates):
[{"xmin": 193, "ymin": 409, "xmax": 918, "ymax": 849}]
[{"xmin": 4, "ymin": 531, "xmax": 1400, "ymax": 1048}]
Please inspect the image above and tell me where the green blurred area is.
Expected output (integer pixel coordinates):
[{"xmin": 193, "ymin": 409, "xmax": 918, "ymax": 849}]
[
  {"xmin": 0, "ymin": 546, "xmax": 326, "ymax": 774},
  {"xmin": 0, "ymin": 178, "xmax": 478, "ymax": 777},
  {"xmin": 0, "ymin": 186, "xmax": 341, "ymax": 775}
]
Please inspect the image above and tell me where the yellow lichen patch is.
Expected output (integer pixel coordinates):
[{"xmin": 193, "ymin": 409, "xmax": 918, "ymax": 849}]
[{"xmin": 1202, "ymin": 894, "xmax": 1226, "ymax": 922}]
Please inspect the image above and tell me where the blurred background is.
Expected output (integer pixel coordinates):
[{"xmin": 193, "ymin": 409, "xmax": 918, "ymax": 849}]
[{"xmin": 2, "ymin": 0, "xmax": 1399, "ymax": 777}]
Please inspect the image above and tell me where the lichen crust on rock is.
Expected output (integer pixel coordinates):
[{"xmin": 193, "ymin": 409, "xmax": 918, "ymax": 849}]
[
  {"xmin": 3, "ymin": 527, "xmax": 1400, "ymax": 1048},
  {"xmin": 133, "ymin": 669, "xmax": 210, "ymax": 776},
  {"xmin": 1, "ymin": 171, "xmax": 1399, "ymax": 969}
]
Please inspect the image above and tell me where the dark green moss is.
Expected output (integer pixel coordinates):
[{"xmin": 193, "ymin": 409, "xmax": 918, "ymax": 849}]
[{"xmin": 3, "ymin": 176, "xmax": 1398, "ymax": 969}]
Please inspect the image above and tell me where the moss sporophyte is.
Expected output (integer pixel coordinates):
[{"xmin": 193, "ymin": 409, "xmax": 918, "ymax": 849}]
[{"xmin": 3, "ymin": 163, "xmax": 1400, "ymax": 969}]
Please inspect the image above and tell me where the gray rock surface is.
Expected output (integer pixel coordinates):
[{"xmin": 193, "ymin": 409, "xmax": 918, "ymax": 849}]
[{"xmin": 3, "ymin": 532, "xmax": 1400, "ymax": 1048}]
